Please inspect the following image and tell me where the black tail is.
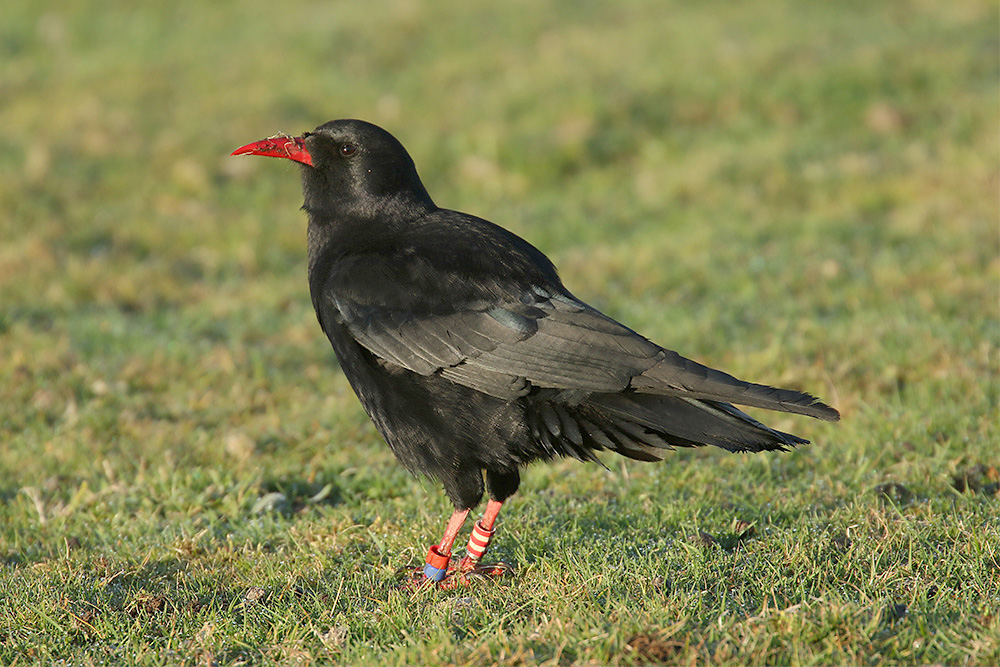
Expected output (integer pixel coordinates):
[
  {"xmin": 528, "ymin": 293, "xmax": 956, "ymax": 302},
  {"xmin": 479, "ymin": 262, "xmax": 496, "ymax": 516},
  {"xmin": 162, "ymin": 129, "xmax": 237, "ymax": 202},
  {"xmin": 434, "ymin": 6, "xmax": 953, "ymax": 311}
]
[
  {"xmin": 586, "ymin": 392, "xmax": 808, "ymax": 455},
  {"xmin": 526, "ymin": 390, "xmax": 817, "ymax": 466},
  {"xmin": 631, "ymin": 349, "xmax": 840, "ymax": 422}
]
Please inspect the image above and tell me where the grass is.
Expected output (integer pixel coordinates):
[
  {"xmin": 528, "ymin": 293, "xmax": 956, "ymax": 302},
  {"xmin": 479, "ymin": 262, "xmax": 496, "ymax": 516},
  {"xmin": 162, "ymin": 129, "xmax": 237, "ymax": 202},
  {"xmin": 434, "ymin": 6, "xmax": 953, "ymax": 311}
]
[{"xmin": 1, "ymin": 0, "xmax": 998, "ymax": 664}]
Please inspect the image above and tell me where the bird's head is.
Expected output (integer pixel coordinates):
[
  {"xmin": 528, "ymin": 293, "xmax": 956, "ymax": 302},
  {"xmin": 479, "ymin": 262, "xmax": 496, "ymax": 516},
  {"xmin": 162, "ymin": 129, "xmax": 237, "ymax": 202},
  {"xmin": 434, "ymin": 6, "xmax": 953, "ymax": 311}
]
[{"xmin": 232, "ymin": 119, "xmax": 433, "ymax": 220}]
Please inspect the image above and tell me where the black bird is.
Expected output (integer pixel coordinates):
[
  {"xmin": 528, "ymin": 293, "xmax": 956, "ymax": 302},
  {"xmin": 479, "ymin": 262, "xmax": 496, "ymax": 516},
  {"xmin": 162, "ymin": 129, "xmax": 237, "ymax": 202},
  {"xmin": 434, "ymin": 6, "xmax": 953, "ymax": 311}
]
[{"xmin": 232, "ymin": 119, "xmax": 839, "ymax": 586}]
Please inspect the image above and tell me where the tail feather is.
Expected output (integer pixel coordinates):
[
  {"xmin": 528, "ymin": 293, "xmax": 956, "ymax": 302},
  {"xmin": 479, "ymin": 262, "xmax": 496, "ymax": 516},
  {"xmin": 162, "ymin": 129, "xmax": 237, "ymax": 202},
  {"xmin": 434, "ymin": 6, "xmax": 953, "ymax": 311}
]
[
  {"xmin": 631, "ymin": 350, "xmax": 841, "ymax": 422},
  {"xmin": 587, "ymin": 392, "xmax": 807, "ymax": 453},
  {"xmin": 527, "ymin": 388, "xmax": 816, "ymax": 466}
]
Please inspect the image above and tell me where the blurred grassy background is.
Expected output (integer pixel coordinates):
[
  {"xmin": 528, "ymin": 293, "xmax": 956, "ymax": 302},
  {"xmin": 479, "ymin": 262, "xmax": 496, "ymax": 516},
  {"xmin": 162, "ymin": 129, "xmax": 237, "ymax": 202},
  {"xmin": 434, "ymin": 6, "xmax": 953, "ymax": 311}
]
[{"xmin": 1, "ymin": 0, "xmax": 997, "ymax": 665}]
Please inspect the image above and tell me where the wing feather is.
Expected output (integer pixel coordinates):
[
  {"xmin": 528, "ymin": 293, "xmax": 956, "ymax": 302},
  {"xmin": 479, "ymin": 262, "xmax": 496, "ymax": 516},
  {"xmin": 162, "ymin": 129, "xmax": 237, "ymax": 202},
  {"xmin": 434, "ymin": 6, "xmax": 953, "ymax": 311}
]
[{"xmin": 329, "ymin": 276, "xmax": 838, "ymax": 421}]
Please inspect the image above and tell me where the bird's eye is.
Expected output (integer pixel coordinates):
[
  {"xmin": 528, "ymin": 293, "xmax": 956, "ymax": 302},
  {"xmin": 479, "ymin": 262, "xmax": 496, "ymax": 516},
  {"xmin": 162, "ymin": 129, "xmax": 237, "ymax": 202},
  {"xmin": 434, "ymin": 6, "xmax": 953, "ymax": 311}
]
[{"xmin": 339, "ymin": 143, "xmax": 359, "ymax": 158}]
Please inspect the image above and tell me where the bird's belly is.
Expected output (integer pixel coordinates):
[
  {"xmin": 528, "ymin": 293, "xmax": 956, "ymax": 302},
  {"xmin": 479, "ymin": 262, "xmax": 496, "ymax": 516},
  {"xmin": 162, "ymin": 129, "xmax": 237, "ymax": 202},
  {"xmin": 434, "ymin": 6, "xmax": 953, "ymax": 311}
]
[{"xmin": 323, "ymin": 323, "xmax": 530, "ymax": 478}]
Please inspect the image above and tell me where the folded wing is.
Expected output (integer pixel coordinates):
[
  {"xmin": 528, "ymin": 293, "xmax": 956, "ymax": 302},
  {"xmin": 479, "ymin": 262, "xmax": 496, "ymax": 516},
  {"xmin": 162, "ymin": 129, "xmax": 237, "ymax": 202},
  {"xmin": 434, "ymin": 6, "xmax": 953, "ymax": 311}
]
[{"xmin": 329, "ymin": 275, "xmax": 838, "ymax": 423}]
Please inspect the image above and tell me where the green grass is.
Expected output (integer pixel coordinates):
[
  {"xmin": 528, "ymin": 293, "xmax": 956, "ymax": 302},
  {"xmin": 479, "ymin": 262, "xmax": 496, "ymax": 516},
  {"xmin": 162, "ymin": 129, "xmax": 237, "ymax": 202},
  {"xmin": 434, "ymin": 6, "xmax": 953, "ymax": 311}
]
[{"xmin": 1, "ymin": 0, "xmax": 998, "ymax": 664}]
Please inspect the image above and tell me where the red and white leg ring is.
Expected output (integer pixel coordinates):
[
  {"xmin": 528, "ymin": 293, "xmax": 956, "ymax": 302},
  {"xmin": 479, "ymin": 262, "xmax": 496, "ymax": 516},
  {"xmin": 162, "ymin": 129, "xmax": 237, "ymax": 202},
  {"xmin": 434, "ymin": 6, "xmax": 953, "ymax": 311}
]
[{"xmin": 464, "ymin": 520, "xmax": 495, "ymax": 563}]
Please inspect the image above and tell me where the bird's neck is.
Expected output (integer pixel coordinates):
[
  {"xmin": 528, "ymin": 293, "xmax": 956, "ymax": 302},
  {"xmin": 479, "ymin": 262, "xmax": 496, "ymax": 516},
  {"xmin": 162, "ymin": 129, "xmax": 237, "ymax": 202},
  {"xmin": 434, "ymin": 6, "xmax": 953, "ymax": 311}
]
[
  {"xmin": 304, "ymin": 196, "xmax": 435, "ymax": 308},
  {"xmin": 305, "ymin": 192, "xmax": 433, "ymax": 257}
]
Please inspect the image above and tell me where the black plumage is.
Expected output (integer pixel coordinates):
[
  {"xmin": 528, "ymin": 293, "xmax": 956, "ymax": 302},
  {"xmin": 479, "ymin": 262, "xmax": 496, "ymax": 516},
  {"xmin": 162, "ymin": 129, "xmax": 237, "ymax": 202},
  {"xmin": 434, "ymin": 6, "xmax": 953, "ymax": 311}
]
[{"xmin": 233, "ymin": 119, "xmax": 839, "ymax": 585}]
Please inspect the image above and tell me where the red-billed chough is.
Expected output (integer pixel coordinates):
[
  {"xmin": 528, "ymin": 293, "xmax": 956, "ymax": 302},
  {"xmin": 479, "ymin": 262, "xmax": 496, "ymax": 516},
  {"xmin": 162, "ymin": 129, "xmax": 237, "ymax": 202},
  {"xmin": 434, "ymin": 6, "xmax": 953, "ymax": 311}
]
[{"xmin": 232, "ymin": 119, "xmax": 839, "ymax": 587}]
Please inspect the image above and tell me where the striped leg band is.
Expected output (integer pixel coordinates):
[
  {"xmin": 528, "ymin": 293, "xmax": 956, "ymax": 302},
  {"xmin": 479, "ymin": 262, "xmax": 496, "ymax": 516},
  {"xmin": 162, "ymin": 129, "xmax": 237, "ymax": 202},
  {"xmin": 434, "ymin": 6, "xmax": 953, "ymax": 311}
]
[{"xmin": 464, "ymin": 520, "xmax": 496, "ymax": 563}]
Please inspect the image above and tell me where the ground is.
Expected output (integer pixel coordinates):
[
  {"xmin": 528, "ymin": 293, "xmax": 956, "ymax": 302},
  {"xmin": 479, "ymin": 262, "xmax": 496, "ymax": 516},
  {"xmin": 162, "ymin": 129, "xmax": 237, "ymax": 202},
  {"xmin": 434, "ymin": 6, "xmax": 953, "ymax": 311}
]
[{"xmin": 1, "ymin": 0, "xmax": 997, "ymax": 665}]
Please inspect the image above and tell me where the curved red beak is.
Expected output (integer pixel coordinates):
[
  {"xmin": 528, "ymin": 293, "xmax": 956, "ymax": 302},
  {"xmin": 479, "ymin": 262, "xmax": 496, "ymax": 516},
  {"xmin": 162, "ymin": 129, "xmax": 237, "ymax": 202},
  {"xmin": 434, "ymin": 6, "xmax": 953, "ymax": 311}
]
[{"xmin": 231, "ymin": 135, "xmax": 313, "ymax": 167}]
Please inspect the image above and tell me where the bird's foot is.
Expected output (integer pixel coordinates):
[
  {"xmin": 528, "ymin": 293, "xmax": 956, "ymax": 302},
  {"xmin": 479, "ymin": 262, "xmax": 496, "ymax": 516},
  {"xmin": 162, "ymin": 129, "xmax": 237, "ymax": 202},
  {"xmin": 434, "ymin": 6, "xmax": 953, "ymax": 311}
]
[
  {"xmin": 401, "ymin": 544, "xmax": 453, "ymax": 590},
  {"xmin": 445, "ymin": 556, "xmax": 514, "ymax": 588},
  {"xmin": 402, "ymin": 556, "xmax": 513, "ymax": 590},
  {"xmin": 436, "ymin": 558, "xmax": 513, "ymax": 589}
]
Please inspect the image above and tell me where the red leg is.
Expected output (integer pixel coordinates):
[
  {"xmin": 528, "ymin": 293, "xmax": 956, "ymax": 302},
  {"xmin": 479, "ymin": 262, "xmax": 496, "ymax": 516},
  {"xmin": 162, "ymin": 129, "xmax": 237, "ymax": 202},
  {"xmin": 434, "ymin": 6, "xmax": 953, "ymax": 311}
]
[
  {"xmin": 438, "ymin": 508, "xmax": 471, "ymax": 552},
  {"xmin": 420, "ymin": 508, "xmax": 469, "ymax": 583},
  {"xmin": 408, "ymin": 501, "xmax": 512, "ymax": 589},
  {"xmin": 456, "ymin": 498, "xmax": 507, "ymax": 575}
]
